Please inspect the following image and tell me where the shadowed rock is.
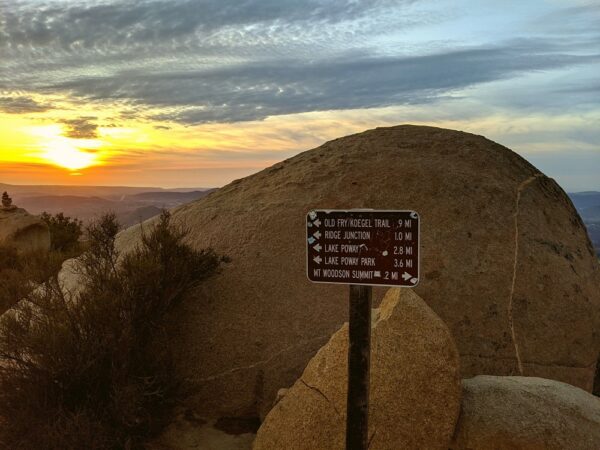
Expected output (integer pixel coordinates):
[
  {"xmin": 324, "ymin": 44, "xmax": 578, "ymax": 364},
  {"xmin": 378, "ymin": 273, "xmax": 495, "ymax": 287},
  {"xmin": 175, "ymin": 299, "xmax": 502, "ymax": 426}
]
[{"xmin": 0, "ymin": 207, "xmax": 50, "ymax": 254}]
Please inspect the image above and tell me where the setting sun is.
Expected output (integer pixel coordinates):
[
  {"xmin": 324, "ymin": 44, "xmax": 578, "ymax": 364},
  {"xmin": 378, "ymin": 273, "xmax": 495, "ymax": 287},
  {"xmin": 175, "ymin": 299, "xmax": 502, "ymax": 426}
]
[
  {"xmin": 28, "ymin": 124, "xmax": 101, "ymax": 171},
  {"xmin": 43, "ymin": 145, "xmax": 98, "ymax": 171}
]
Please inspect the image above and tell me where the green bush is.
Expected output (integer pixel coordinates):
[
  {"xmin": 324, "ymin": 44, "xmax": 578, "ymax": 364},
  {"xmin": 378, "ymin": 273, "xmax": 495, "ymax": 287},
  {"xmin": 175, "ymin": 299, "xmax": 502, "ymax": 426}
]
[
  {"xmin": 0, "ymin": 211, "xmax": 226, "ymax": 449},
  {"xmin": 40, "ymin": 212, "xmax": 83, "ymax": 253}
]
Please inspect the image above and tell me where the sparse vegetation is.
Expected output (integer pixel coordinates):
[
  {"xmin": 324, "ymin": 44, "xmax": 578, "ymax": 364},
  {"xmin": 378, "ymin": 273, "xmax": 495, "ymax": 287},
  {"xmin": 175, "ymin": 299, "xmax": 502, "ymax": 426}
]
[
  {"xmin": 40, "ymin": 211, "xmax": 84, "ymax": 254},
  {"xmin": 0, "ymin": 211, "xmax": 227, "ymax": 449},
  {"xmin": 1, "ymin": 191, "xmax": 12, "ymax": 208}
]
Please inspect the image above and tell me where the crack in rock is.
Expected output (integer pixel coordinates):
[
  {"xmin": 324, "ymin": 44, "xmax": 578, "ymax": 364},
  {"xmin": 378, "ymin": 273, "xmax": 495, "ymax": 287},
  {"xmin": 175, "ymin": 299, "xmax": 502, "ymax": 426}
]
[
  {"xmin": 508, "ymin": 173, "xmax": 543, "ymax": 376},
  {"xmin": 299, "ymin": 378, "xmax": 341, "ymax": 417},
  {"xmin": 368, "ymin": 427, "xmax": 378, "ymax": 449},
  {"xmin": 193, "ymin": 334, "xmax": 331, "ymax": 383}
]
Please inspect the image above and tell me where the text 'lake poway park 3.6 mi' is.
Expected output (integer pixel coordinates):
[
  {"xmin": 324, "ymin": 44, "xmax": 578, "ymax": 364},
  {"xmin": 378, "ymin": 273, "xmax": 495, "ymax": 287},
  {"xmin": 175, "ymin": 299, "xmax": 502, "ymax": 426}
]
[{"xmin": 306, "ymin": 209, "xmax": 420, "ymax": 287}]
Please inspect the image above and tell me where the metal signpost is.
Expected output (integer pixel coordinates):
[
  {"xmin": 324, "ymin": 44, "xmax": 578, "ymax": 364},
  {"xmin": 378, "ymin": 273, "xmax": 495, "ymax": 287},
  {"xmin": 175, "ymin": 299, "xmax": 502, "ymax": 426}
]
[{"xmin": 306, "ymin": 210, "xmax": 420, "ymax": 450}]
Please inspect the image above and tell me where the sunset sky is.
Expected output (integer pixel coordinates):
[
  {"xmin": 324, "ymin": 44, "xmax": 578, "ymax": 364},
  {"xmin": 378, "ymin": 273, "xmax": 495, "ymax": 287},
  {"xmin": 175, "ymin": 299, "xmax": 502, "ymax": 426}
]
[{"xmin": 1, "ymin": 0, "xmax": 598, "ymax": 190}]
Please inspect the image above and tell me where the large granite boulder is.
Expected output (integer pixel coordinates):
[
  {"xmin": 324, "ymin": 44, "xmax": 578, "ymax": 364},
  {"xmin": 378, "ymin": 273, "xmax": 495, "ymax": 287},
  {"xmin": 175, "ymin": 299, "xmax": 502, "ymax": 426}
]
[
  {"xmin": 451, "ymin": 376, "xmax": 600, "ymax": 449},
  {"xmin": 107, "ymin": 125, "xmax": 598, "ymax": 417},
  {"xmin": 0, "ymin": 207, "xmax": 50, "ymax": 254},
  {"xmin": 253, "ymin": 288, "xmax": 461, "ymax": 450}
]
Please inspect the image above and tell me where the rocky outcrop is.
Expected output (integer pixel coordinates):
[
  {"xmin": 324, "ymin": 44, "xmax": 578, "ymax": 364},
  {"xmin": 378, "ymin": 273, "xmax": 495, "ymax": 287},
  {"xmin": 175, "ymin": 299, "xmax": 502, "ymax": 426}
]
[
  {"xmin": 253, "ymin": 288, "xmax": 461, "ymax": 450},
  {"xmin": 0, "ymin": 207, "xmax": 50, "ymax": 254},
  {"xmin": 86, "ymin": 125, "xmax": 599, "ymax": 417},
  {"xmin": 450, "ymin": 376, "xmax": 600, "ymax": 450}
]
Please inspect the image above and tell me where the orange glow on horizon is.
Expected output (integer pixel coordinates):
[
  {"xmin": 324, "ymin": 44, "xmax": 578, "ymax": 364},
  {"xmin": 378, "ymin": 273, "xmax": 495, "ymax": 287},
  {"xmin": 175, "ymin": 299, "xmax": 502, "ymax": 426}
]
[{"xmin": 1, "ymin": 97, "xmax": 598, "ymax": 189}]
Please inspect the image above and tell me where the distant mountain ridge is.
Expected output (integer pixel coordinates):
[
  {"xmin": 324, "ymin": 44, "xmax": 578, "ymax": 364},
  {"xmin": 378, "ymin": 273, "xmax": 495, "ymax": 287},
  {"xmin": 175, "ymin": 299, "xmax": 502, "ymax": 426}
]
[
  {"xmin": 569, "ymin": 191, "xmax": 600, "ymax": 210},
  {"xmin": 569, "ymin": 191, "xmax": 600, "ymax": 255},
  {"xmin": 0, "ymin": 183, "xmax": 209, "ymax": 199},
  {"xmin": 0, "ymin": 183, "xmax": 215, "ymax": 227},
  {"xmin": 124, "ymin": 190, "xmax": 214, "ymax": 203}
]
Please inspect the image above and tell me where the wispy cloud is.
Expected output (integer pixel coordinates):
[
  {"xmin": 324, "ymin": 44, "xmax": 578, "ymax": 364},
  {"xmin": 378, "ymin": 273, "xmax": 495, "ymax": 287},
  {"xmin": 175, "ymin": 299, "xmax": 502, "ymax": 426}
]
[
  {"xmin": 59, "ymin": 117, "xmax": 99, "ymax": 139},
  {"xmin": 0, "ymin": 96, "xmax": 52, "ymax": 114},
  {"xmin": 7, "ymin": 40, "xmax": 597, "ymax": 125},
  {"xmin": 2, "ymin": 1, "xmax": 598, "ymax": 125},
  {"xmin": 1, "ymin": 0, "xmax": 407, "ymax": 49}
]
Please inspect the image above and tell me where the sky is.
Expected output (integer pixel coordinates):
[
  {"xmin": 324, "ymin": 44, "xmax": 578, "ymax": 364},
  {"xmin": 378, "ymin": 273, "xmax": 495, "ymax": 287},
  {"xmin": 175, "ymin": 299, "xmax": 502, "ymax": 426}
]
[{"xmin": 0, "ymin": 0, "xmax": 599, "ymax": 191}]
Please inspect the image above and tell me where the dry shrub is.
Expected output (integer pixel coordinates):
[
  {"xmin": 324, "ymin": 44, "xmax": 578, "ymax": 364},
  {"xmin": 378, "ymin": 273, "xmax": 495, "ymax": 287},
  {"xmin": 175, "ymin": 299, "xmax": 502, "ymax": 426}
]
[
  {"xmin": 40, "ymin": 212, "xmax": 83, "ymax": 254},
  {"xmin": 0, "ymin": 245, "xmax": 65, "ymax": 314},
  {"xmin": 0, "ymin": 211, "xmax": 226, "ymax": 449}
]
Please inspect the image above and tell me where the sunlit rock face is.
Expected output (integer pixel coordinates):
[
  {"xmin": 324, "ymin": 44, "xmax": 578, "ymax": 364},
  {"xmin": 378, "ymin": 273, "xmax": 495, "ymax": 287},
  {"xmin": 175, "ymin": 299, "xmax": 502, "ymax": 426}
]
[
  {"xmin": 0, "ymin": 207, "xmax": 50, "ymax": 254},
  {"xmin": 253, "ymin": 288, "xmax": 462, "ymax": 450},
  {"xmin": 106, "ymin": 125, "xmax": 598, "ymax": 418}
]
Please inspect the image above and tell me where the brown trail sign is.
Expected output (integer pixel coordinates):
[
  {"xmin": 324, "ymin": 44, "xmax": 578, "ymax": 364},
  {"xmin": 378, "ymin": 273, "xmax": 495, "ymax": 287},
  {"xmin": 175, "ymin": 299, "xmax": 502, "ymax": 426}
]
[
  {"xmin": 306, "ymin": 209, "xmax": 420, "ymax": 287},
  {"xmin": 306, "ymin": 209, "xmax": 420, "ymax": 450}
]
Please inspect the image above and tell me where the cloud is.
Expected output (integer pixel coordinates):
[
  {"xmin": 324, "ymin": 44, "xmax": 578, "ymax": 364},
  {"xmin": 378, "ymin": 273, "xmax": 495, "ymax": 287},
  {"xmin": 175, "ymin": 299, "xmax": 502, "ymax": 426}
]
[
  {"xmin": 1, "ymin": 0, "xmax": 599, "ymax": 127},
  {"xmin": 45, "ymin": 42, "xmax": 599, "ymax": 124},
  {"xmin": 533, "ymin": 4, "xmax": 600, "ymax": 38},
  {"xmin": 59, "ymin": 117, "xmax": 99, "ymax": 139},
  {"xmin": 0, "ymin": 0, "xmax": 408, "ymax": 51},
  {"xmin": 0, "ymin": 96, "xmax": 52, "ymax": 114}
]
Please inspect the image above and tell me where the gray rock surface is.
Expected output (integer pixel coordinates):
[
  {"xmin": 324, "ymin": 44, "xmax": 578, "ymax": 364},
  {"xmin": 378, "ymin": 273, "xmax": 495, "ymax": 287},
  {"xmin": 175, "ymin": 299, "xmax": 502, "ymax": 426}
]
[{"xmin": 450, "ymin": 375, "xmax": 600, "ymax": 450}]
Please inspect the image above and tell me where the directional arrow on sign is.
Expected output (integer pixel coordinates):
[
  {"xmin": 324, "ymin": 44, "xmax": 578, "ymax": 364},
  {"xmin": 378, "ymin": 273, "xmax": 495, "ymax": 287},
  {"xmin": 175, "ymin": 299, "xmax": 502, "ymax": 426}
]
[
  {"xmin": 313, "ymin": 219, "xmax": 321, "ymax": 227},
  {"xmin": 313, "ymin": 256, "xmax": 322, "ymax": 264},
  {"xmin": 313, "ymin": 231, "xmax": 322, "ymax": 239},
  {"xmin": 314, "ymin": 243, "xmax": 322, "ymax": 252},
  {"xmin": 402, "ymin": 272, "xmax": 411, "ymax": 281}
]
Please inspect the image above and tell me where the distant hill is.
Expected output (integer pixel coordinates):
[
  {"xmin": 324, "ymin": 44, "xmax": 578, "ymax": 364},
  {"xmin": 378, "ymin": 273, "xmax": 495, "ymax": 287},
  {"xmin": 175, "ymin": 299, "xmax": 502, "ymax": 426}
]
[
  {"xmin": 569, "ymin": 191, "xmax": 600, "ymax": 256},
  {"xmin": 123, "ymin": 190, "xmax": 216, "ymax": 206},
  {"xmin": 580, "ymin": 205, "xmax": 600, "ymax": 222},
  {"xmin": 2, "ymin": 183, "xmax": 163, "ymax": 199},
  {"xmin": 117, "ymin": 206, "xmax": 164, "ymax": 228},
  {"xmin": 569, "ymin": 192, "xmax": 600, "ymax": 210},
  {"xmin": 0, "ymin": 183, "xmax": 215, "ymax": 226},
  {"xmin": 18, "ymin": 195, "xmax": 114, "ymax": 218}
]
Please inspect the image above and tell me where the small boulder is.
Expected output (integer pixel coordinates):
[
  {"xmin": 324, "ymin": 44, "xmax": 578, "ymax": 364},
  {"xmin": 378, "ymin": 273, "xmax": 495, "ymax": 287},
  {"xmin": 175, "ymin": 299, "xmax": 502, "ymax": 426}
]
[
  {"xmin": 253, "ymin": 288, "xmax": 461, "ymax": 450},
  {"xmin": 450, "ymin": 376, "xmax": 600, "ymax": 450},
  {"xmin": 0, "ymin": 207, "xmax": 50, "ymax": 254}
]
